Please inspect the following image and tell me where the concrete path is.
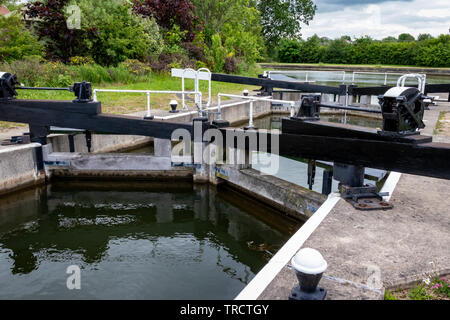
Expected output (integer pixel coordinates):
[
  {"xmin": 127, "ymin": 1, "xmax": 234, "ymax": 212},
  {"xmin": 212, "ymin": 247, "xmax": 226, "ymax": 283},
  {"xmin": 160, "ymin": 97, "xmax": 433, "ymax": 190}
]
[{"xmin": 257, "ymin": 102, "xmax": 450, "ymax": 300}]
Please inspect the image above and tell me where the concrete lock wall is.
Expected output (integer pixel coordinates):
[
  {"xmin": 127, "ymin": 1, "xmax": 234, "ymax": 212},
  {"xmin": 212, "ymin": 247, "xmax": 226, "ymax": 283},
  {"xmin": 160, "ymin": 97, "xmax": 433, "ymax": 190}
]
[
  {"xmin": 0, "ymin": 144, "xmax": 45, "ymax": 196},
  {"xmin": 216, "ymin": 165, "xmax": 327, "ymax": 221},
  {"xmin": 48, "ymin": 134, "xmax": 152, "ymax": 154}
]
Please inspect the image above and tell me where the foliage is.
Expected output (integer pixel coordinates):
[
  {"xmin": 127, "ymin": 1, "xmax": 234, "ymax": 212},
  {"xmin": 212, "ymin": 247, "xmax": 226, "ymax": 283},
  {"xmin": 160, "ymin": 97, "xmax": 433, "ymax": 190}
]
[
  {"xmin": 384, "ymin": 290, "xmax": 398, "ymax": 300},
  {"xmin": 25, "ymin": 0, "xmax": 89, "ymax": 62},
  {"xmin": 0, "ymin": 13, "xmax": 44, "ymax": 62},
  {"xmin": 417, "ymin": 33, "xmax": 433, "ymax": 42},
  {"xmin": 121, "ymin": 59, "xmax": 151, "ymax": 76},
  {"xmin": 208, "ymin": 33, "xmax": 228, "ymax": 72},
  {"xmin": 277, "ymin": 39, "xmax": 302, "ymax": 63},
  {"xmin": 69, "ymin": 56, "xmax": 95, "ymax": 66},
  {"xmin": 408, "ymin": 284, "xmax": 434, "ymax": 300},
  {"xmin": 223, "ymin": 55, "xmax": 238, "ymax": 74},
  {"xmin": 191, "ymin": 0, "xmax": 265, "ymax": 68},
  {"xmin": 132, "ymin": 0, "xmax": 198, "ymax": 41},
  {"xmin": 398, "ymin": 33, "xmax": 415, "ymax": 42},
  {"xmin": 277, "ymin": 34, "xmax": 450, "ymax": 68},
  {"xmin": 258, "ymin": 0, "xmax": 316, "ymax": 51},
  {"xmin": 73, "ymin": 0, "xmax": 164, "ymax": 66},
  {"xmin": 430, "ymin": 277, "xmax": 450, "ymax": 298}
]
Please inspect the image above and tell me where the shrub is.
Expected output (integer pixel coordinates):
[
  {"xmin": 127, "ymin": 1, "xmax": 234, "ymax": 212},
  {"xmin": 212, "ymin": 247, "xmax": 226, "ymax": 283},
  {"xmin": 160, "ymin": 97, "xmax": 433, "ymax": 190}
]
[
  {"xmin": 26, "ymin": 0, "xmax": 88, "ymax": 62},
  {"xmin": 69, "ymin": 56, "xmax": 95, "ymax": 66},
  {"xmin": 223, "ymin": 56, "xmax": 238, "ymax": 74},
  {"xmin": 208, "ymin": 33, "xmax": 227, "ymax": 72},
  {"xmin": 278, "ymin": 39, "xmax": 302, "ymax": 63},
  {"xmin": 121, "ymin": 59, "xmax": 151, "ymax": 76},
  {"xmin": 132, "ymin": 0, "xmax": 198, "ymax": 41},
  {"xmin": 0, "ymin": 13, "xmax": 44, "ymax": 62},
  {"xmin": 75, "ymin": 0, "xmax": 163, "ymax": 66}
]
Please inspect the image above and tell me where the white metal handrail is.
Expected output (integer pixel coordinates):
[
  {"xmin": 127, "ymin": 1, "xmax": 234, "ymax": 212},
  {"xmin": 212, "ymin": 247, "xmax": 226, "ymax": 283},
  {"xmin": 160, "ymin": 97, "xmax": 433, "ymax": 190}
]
[
  {"xmin": 217, "ymin": 93, "xmax": 296, "ymax": 127},
  {"xmin": 197, "ymin": 68, "xmax": 212, "ymax": 108},
  {"xmin": 265, "ymin": 70, "xmax": 346, "ymax": 83},
  {"xmin": 182, "ymin": 68, "xmax": 198, "ymax": 111},
  {"xmin": 397, "ymin": 73, "xmax": 427, "ymax": 94},
  {"xmin": 93, "ymin": 89, "xmax": 202, "ymax": 119},
  {"xmin": 172, "ymin": 68, "xmax": 212, "ymax": 110},
  {"xmin": 352, "ymin": 71, "xmax": 405, "ymax": 85}
]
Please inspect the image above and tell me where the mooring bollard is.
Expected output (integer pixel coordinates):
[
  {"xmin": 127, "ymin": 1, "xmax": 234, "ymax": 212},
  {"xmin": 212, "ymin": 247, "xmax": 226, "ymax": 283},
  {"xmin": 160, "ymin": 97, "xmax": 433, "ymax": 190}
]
[
  {"xmin": 289, "ymin": 248, "xmax": 328, "ymax": 300},
  {"xmin": 169, "ymin": 99, "xmax": 179, "ymax": 113}
]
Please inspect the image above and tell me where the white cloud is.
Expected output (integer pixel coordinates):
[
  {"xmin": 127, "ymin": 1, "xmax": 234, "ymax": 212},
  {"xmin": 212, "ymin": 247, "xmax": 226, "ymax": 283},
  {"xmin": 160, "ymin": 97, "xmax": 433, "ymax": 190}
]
[{"xmin": 301, "ymin": 0, "xmax": 450, "ymax": 39}]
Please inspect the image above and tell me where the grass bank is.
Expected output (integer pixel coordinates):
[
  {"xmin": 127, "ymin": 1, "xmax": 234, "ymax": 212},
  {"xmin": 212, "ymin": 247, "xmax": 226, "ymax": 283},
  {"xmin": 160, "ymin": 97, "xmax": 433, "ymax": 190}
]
[
  {"xmin": 0, "ymin": 70, "xmax": 261, "ymax": 132},
  {"xmin": 16, "ymin": 72, "xmax": 260, "ymax": 114}
]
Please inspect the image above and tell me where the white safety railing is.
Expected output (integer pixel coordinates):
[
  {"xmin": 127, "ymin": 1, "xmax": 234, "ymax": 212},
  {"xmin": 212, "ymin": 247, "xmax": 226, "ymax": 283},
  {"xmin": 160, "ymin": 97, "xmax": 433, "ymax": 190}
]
[
  {"xmin": 352, "ymin": 71, "xmax": 405, "ymax": 85},
  {"xmin": 264, "ymin": 70, "xmax": 346, "ymax": 83},
  {"xmin": 93, "ymin": 89, "xmax": 202, "ymax": 119},
  {"xmin": 217, "ymin": 93, "xmax": 297, "ymax": 127},
  {"xmin": 171, "ymin": 68, "xmax": 212, "ymax": 110},
  {"xmin": 397, "ymin": 73, "xmax": 427, "ymax": 94}
]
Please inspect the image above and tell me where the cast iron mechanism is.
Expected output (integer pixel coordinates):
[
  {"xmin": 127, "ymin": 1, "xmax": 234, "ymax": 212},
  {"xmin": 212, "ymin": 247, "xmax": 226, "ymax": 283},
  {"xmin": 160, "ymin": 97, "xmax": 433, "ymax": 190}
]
[
  {"xmin": 70, "ymin": 81, "xmax": 93, "ymax": 103},
  {"xmin": 378, "ymin": 87, "xmax": 427, "ymax": 135},
  {"xmin": 296, "ymin": 95, "xmax": 321, "ymax": 120},
  {"xmin": 0, "ymin": 72, "xmax": 19, "ymax": 100},
  {"xmin": 334, "ymin": 163, "xmax": 393, "ymax": 211}
]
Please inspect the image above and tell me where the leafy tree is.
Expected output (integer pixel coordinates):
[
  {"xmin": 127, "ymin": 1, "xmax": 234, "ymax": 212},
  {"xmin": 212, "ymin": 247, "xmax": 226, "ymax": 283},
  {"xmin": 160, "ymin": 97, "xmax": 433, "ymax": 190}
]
[
  {"xmin": 258, "ymin": 0, "xmax": 316, "ymax": 51},
  {"xmin": 417, "ymin": 33, "xmax": 433, "ymax": 41},
  {"xmin": 398, "ymin": 33, "xmax": 415, "ymax": 42},
  {"xmin": 382, "ymin": 36, "xmax": 397, "ymax": 42},
  {"xmin": 191, "ymin": 0, "xmax": 265, "ymax": 67},
  {"xmin": 277, "ymin": 38, "xmax": 302, "ymax": 62},
  {"xmin": 0, "ymin": 12, "xmax": 44, "ymax": 62},
  {"xmin": 25, "ymin": 0, "xmax": 90, "ymax": 61},
  {"xmin": 132, "ymin": 0, "xmax": 198, "ymax": 41},
  {"xmin": 75, "ymin": 0, "xmax": 164, "ymax": 66}
]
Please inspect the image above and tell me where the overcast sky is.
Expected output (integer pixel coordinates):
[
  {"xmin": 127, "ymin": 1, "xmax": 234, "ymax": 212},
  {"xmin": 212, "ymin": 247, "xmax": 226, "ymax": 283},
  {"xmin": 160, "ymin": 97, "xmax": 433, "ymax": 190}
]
[{"xmin": 301, "ymin": 0, "xmax": 450, "ymax": 40}]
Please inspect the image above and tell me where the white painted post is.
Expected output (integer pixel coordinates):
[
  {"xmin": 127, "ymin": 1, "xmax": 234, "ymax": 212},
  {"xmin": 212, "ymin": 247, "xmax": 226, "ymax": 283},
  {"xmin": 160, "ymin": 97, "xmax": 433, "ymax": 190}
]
[
  {"xmin": 146, "ymin": 91, "xmax": 151, "ymax": 118},
  {"xmin": 290, "ymin": 102, "xmax": 295, "ymax": 117},
  {"xmin": 249, "ymin": 100, "xmax": 254, "ymax": 128},
  {"xmin": 218, "ymin": 94, "xmax": 222, "ymax": 120}
]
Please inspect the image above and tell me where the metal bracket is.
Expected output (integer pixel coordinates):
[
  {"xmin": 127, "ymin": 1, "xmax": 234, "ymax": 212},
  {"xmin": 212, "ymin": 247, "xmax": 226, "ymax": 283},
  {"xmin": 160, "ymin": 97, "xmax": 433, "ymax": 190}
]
[
  {"xmin": 289, "ymin": 285, "xmax": 327, "ymax": 300},
  {"xmin": 1, "ymin": 135, "xmax": 31, "ymax": 146},
  {"xmin": 339, "ymin": 184, "xmax": 393, "ymax": 211}
]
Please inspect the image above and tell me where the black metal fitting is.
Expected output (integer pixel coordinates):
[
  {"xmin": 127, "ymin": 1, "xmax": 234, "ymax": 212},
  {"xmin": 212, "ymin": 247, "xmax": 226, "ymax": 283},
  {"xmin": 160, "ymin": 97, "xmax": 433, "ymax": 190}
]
[
  {"xmin": 71, "ymin": 82, "xmax": 93, "ymax": 103},
  {"xmin": 296, "ymin": 95, "xmax": 321, "ymax": 120},
  {"xmin": 0, "ymin": 72, "xmax": 19, "ymax": 100},
  {"xmin": 334, "ymin": 162, "xmax": 393, "ymax": 210},
  {"xmin": 378, "ymin": 87, "xmax": 426, "ymax": 135}
]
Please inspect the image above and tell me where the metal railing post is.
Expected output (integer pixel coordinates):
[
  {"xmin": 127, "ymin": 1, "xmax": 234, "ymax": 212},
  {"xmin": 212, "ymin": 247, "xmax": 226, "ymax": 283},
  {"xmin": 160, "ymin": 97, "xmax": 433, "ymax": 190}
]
[
  {"xmin": 218, "ymin": 94, "xmax": 222, "ymax": 120},
  {"xmin": 146, "ymin": 91, "xmax": 151, "ymax": 118},
  {"xmin": 249, "ymin": 100, "xmax": 254, "ymax": 128}
]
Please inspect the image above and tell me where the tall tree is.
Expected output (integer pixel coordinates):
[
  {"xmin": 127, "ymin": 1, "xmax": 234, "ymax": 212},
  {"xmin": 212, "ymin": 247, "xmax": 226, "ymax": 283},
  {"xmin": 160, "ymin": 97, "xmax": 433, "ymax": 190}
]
[
  {"xmin": 132, "ymin": 0, "xmax": 198, "ymax": 41},
  {"xmin": 258, "ymin": 0, "xmax": 316, "ymax": 50},
  {"xmin": 398, "ymin": 33, "xmax": 415, "ymax": 42},
  {"xmin": 417, "ymin": 33, "xmax": 433, "ymax": 41},
  {"xmin": 25, "ymin": 0, "xmax": 90, "ymax": 61}
]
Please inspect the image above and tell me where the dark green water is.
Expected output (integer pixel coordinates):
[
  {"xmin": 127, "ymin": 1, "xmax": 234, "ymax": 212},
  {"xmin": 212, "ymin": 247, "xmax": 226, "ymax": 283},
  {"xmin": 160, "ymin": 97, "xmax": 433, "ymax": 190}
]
[{"xmin": 0, "ymin": 182, "xmax": 299, "ymax": 300}]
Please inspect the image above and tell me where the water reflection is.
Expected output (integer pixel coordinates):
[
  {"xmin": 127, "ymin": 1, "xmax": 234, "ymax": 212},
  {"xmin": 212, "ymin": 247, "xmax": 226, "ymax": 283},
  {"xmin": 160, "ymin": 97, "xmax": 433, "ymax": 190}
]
[
  {"xmin": 251, "ymin": 114, "xmax": 386, "ymax": 193},
  {"xmin": 0, "ymin": 182, "xmax": 299, "ymax": 299}
]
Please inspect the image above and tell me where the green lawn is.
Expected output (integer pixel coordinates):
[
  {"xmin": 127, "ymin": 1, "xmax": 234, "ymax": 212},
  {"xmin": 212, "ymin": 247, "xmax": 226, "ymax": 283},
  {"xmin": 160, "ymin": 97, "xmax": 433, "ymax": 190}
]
[{"xmin": 15, "ymin": 72, "xmax": 260, "ymax": 115}]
